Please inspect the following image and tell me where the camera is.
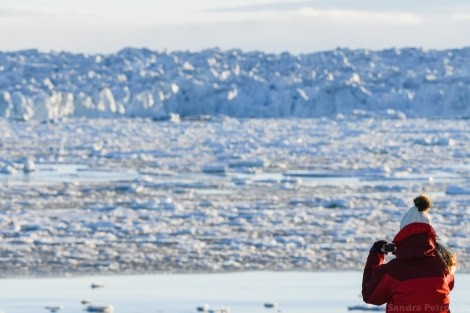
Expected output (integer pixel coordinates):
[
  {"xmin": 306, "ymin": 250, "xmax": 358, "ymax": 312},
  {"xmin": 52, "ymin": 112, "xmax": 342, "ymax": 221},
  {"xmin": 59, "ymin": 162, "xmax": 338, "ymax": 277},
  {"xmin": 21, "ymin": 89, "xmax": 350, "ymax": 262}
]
[{"xmin": 382, "ymin": 243, "xmax": 395, "ymax": 253}]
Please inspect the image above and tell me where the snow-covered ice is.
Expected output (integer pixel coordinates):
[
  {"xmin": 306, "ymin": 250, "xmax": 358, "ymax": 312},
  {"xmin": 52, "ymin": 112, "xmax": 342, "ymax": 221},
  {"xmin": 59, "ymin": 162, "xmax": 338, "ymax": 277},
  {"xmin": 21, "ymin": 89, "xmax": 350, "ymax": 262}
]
[
  {"xmin": 0, "ymin": 115, "xmax": 469, "ymax": 276},
  {"xmin": 0, "ymin": 46, "xmax": 469, "ymax": 277}
]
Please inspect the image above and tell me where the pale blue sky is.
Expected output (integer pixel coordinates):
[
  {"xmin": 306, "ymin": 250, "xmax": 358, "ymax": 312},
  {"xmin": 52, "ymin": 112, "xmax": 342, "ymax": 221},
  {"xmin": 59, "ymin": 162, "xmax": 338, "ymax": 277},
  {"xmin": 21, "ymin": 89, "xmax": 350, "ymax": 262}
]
[{"xmin": 1, "ymin": 0, "xmax": 470, "ymax": 53}]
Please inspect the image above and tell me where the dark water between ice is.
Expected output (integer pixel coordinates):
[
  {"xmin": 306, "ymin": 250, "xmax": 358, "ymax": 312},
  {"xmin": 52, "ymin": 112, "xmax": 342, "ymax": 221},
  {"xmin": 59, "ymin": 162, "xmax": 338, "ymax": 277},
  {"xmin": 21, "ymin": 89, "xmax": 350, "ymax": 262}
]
[{"xmin": 0, "ymin": 271, "xmax": 469, "ymax": 313}]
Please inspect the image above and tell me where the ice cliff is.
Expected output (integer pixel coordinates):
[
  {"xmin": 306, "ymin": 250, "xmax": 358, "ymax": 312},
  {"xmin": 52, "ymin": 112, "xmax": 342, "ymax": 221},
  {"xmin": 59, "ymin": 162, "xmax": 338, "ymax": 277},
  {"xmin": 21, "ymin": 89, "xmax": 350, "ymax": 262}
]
[{"xmin": 0, "ymin": 46, "xmax": 469, "ymax": 121}]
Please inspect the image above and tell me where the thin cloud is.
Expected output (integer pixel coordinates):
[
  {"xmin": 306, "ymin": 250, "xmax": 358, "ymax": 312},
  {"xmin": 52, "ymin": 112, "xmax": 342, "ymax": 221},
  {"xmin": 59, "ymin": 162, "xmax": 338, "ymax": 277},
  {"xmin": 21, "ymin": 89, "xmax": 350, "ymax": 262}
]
[
  {"xmin": 451, "ymin": 13, "xmax": 470, "ymax": 20},
  {"xmin": 0, "ymin": 6, "xmax": 103, "ymax": 20},
  {"xmin": 0, "ymin": 6, "xmax": 59, "ymax": 18},
  {"xmin": 296, "ymin": 8, "xmax": 422, "ymax": 25},
  {"xmin": 201, "ymin": 2, "xmax": 423, "ymax": 26},
  {"xmin": 196, "ymin": 6, "xmax": 423, "ymax": 26},
  {"xmin": 204, "ymin": 1, "xmax": 318, "ymax": 13}
]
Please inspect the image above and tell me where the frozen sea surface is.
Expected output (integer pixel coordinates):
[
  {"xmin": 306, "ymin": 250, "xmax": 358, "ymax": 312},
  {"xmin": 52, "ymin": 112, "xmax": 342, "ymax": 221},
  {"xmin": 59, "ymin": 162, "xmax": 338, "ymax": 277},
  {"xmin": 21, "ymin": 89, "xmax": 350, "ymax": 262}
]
[
  {"xmin": 0, "ymin": 271, "xmax": 469, "ymax": 313},
  {"xmin": 0, "ymin": 117, "xmax": 469, "ymax": 276}
]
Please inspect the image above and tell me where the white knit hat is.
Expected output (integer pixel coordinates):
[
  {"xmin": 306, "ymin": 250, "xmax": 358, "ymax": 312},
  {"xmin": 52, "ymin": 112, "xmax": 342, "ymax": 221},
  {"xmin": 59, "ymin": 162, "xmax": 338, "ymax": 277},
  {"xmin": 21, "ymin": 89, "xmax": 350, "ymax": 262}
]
[{"xmin": 400, "ymin": 206, "xmax": 431, "ymax": 229}]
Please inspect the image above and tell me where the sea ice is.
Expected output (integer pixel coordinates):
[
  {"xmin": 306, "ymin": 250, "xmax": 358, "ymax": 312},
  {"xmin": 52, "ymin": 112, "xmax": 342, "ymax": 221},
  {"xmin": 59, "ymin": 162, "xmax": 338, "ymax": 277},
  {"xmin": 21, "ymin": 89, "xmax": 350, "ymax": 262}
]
[{"xmin": 0, "ymin": 117, "xmax": 467, "ymax": 276}]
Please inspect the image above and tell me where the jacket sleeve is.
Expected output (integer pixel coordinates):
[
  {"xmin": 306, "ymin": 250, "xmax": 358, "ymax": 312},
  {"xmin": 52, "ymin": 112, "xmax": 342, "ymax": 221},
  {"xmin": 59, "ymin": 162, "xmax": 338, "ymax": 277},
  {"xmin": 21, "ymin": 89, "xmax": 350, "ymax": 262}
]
[{"xmin": 362, "ymin": 252, "xmax": 394, "ymax": 305}]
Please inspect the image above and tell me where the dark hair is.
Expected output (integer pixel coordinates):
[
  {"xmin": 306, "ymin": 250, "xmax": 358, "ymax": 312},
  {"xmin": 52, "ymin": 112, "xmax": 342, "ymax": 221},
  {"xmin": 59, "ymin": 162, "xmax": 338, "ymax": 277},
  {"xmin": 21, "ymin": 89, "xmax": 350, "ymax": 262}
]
[
  {"xmin": 436, "ymin": 242, "xmax": 458, "ymax": 274},
  {"xmin": 414, "ymin": 194, "xmax": 432, "ymax": 212}
]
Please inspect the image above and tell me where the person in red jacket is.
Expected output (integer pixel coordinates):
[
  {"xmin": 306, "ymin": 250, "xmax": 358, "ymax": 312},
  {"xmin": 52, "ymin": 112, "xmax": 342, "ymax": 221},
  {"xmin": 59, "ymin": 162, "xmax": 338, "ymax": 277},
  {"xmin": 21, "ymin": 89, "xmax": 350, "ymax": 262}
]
[{"xmin": 362, "ymin": 194, "xmax": 457, "ymax": 313}]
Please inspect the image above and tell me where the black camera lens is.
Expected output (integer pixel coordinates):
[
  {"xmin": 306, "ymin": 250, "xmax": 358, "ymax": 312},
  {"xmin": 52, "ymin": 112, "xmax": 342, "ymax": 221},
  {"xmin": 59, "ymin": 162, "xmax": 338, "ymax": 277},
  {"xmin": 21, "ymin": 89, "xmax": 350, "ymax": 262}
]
[{"xmin": 383, "ymin": 243, "xmax": 395, "ymax": 252}]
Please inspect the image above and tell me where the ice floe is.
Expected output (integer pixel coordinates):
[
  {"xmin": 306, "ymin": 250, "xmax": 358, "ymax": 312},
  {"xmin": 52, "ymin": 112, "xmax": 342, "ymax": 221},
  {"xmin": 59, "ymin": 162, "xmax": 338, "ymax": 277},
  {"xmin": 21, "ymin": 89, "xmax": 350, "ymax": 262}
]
[
  {"xmin": 0, "ymin": 117, "xmax": 468, "ymax": 276},
  {"xmin": 86, "ymin": 305, "xmax": 114, "ymax": 313}
]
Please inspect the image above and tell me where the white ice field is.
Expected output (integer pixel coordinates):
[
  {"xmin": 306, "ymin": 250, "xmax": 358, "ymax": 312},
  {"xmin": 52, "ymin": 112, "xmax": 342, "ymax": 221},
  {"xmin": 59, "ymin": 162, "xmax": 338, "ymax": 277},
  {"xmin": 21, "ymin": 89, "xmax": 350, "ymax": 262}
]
[
  {"xmin": 0, "ymin": 46, "xmax": 469, "ymax": 277},
  {"xmin": 0, "ymin": 116, "xmax": 468, "ymax": 277}
]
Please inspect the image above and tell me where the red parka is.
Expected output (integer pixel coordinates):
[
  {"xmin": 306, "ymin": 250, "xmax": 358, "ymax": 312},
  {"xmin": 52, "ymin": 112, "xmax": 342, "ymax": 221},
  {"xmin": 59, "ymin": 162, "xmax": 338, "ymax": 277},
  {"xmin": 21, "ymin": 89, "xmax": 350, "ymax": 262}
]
[{"xmin": 362, "ymin": 223, "xmax": 455, "ymax": 313}]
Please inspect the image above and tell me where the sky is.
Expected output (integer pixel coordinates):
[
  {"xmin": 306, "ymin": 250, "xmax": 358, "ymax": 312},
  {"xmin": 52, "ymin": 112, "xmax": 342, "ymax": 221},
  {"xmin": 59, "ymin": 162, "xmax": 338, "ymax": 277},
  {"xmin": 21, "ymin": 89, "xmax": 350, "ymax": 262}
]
[{"xmin": 1, "ymin": 0, "xmax": 470, "ymax": 54}]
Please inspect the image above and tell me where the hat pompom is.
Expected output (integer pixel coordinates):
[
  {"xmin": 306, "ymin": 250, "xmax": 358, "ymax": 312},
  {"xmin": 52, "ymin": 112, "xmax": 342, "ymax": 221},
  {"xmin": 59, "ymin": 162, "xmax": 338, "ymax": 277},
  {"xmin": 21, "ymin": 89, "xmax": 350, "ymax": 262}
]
[{"xmin": 413, "ymin": 194, "xmax": 432, "ymax": 212}]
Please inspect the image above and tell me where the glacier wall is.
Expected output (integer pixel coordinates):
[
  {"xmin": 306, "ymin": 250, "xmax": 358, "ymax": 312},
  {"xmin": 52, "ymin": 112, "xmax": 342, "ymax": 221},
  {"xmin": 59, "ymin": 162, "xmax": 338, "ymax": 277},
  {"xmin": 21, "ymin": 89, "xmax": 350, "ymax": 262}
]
[{"xmin": 0, "ymin": 46, "xmax": 470, "ymax": 120}]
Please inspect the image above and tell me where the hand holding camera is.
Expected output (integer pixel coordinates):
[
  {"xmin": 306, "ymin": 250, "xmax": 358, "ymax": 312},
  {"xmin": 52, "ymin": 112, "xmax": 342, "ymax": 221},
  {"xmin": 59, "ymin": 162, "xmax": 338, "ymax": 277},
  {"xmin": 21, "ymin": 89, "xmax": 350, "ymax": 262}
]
[{"xmin": 370, "ymin": 240, "xmax": 395, "ymax": 255}]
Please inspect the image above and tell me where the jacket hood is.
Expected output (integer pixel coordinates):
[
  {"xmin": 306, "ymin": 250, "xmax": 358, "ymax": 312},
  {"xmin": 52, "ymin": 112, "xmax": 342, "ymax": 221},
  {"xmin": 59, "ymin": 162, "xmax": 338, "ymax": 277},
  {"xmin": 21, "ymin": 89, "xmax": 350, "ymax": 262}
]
[{"xmin": 393, "ymin": 223, "xmax": 437, "ymax": 260}]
